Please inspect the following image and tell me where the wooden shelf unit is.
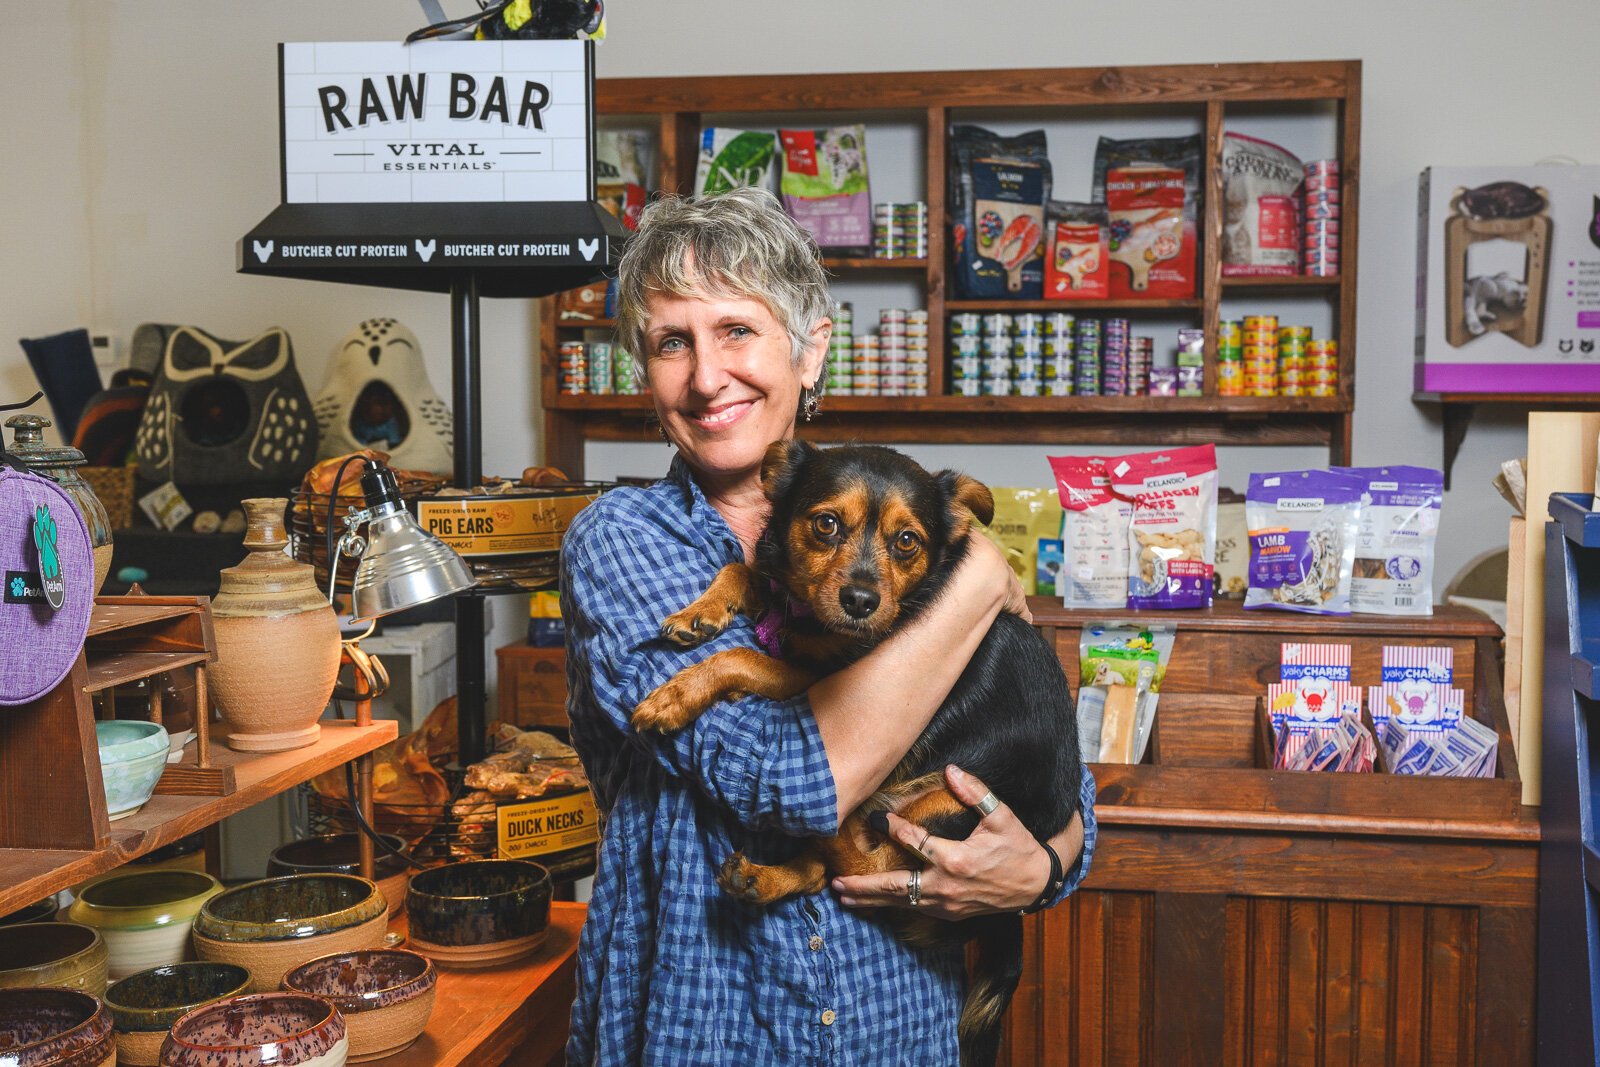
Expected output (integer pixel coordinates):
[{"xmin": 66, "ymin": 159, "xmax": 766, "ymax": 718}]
[{"xmin": 539, "ymin": 60, "xmax": 1361, "ymax": 477}]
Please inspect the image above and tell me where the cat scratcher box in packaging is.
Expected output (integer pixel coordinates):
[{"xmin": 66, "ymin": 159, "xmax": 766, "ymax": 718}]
[{"xmin": 1415, "ymin": 165, "xmax": 1600, "ymax": 393}]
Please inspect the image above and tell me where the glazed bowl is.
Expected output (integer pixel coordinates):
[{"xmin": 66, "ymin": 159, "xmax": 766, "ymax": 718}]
[
  {"xmin": 96, "ymin": 720, "xmax": 170, "ymax": 821},
  {"xmin": 0, "ymin": 923, "xmax": 109, "ymax": 996},
  {"xmin": 159, "ymin": 992, "xmax": 347, "ymax": 1067},
  {"xmin": 405, "ymin": 859, "xmax": 551, "ymax": 968},
  {"xmin": 267, "ymin": 834, "xmax": 411, "ymax": 917},
  {"xmin": 0, "ymin": 898, "xmax": 59, "ymax": 928},
  {"xmin": 68, "ymin": 869, "xmax": 223, "ymax": 980},
  {"xmin": 192, "ymin": 874, "xmax": 388, "ymax": 992},
  {"xmin": 104, "ymin": 963, "xmax": 252, "ymax": 1067},
  {"xmin": 0, "ymin": 987, "xmax": 115, "ymax": 1067},
  {"xmin": 282, "ymin": 950, "xmax": 436, "ymax": 1062}
]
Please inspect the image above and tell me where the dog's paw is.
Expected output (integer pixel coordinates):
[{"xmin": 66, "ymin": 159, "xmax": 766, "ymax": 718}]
[
  {"xmin": 659, "ymin": 602, "xmax": 738, "ymax": 647},
  {"xmin": 716, "ymin": 853, "xmax": 779, "ymax": 904},
  {"xmin": 631, "ymin": 678, "xmax": 699, "ymax": 733}
]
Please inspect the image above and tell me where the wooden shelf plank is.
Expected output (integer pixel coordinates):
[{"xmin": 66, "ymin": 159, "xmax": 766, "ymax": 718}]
[
  {"xmin": 554, "ymin": 317, "xmax": 615, "ymax": 331},
  {"xmin": 822, "ymin": 256, "xmax": 927, "ymax": 271},
  {"xmin": 82, "ymin": 650, "xmax": 212, "ymax": 693},
  {"xmin": 945, "ymin": 298, "xmax": 1202, "ymax": 312},
  {"xmin": 547, "ymin": 393, "xmax": 1352, "ymax": 415},
  {"xmin": 1030, "ymin": 597, "xmax": 1501, "ymax": 637},
  {"xmin": 0, "ymin": 719, "xmax": 397, "ymax": 914},
  {"xmin": 86, "ymin": 602, "xmax": 200, "ymax": 639},
  {"xmin": 1220, "ymin": 275, "xmax": 1341, "ymax": 290}
]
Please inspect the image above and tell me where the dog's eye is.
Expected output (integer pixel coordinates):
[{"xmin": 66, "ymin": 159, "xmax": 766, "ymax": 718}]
[
  {"xmin": 813, "ymin": 514, "xmax": 840, "ymax": 541},
  {"xmin": 893, "ymin": 530, "xmax": 922, "ymax": 557}
]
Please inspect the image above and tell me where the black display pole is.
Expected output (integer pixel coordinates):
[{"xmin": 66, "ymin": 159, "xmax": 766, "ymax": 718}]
[{"xmin": 450, "ymin": 271, "xmax": 488, "ymax": 765}]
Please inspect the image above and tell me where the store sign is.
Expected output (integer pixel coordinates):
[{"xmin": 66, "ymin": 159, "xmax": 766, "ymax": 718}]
[
  {"xmin": 498, "ymin": 791, "xmax": 599, "ymax": 860},
  {"xmin": 279, "ymin": 41, "xmax": 593, "ymax": 205},
  {"xmin": 415, "ymin": 490, "xmax": 599, "ymax": 557}
]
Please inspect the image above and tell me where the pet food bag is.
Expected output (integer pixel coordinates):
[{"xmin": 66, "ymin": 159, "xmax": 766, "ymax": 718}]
[
  {"xmin": 1092, "ymin": 135, "xmax": 1201, "ymax": 299},
  {"xmin": 1334, "ymin": 466, "xmax": 1443, "ymax": 616},
  {"xmin": 596, "ymin": 130, "xmax": 652, "ymax": 231},
  {"xmin": 1244, "ymin": 469, "xmax": 1364, "ymax": 615},
  {"xmin": 950, "ymin": 126, "xmax": 1051, "ymax": 299},
  {"xmin": 1220, "ymin": 132, "xmax": 1304, "ymax": 277},
  {"xmin": 1110, "ymin": 445, "xmax": 1217, "ymax": 610},
  {"xmin": 976, "ymin": 487, "xmax": 1064, "ymax": 597},
  {"xmin": 694, "ymin": 128, "xmax": 779, "ymax": 195},
  {"xmin": 779, "ymin": 125, "xmax": 872, "ymax": 253},
  {"xmin": 1048, "ymin": 455, "xmax": 1132, "ymax": 610},
  {"xmin": 1044, "ymin": 201, "xmax": 1110, "ymax": 300}
]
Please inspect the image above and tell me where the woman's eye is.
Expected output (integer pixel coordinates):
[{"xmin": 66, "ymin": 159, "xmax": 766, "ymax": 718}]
[
  {"xmin": 894, "ymin": 531, "xmax": 921, "ymax": 556},
  {"xmin": 727, "ymin": 326, "xmax": 751, "ymax": 340},
  {"xmin": 657, "ymin": 337, "xmax": 687, "ymax": 356},
  {"xmin": 813, "ymin": 514, "xmax": 839, "ymax": 540}
]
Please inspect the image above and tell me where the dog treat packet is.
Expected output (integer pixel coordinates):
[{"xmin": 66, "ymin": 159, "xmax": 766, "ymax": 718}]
[
  {"xmin": 1111, "ymin": 445, "xmax": 1218, "ymax": 610},
  {"xmin": 1075, "ymin": 622, "xmax": 1175, "ymax": 764},
  {"xmin": 1220, "ymin": 132, "xmax": 1304, "ymax": 277},
  {"xmin": 1280, "ymin": 643, "xmax": 1352, "ymax": 684},
  {"xmin": 1092, "ymin": 135, "xmax": 1202, "ymax": 299},
  {"xmin": 1049, "ymin": 455, "xmax": 1133, "ymax": 610},
  {"xmin": 779, "ymin": 125, "xmax": 872, "ymax": 253},
  {"xmin": 694, "ymin": 127, "xmax": 779, "ymax": 195},
  {"xmin": 1333, "ymin": 466, "xmax": 1443, "ymax": 616},
  {"xmin": 1268, "ymin": 682, "xmax": 1371, "ymax": 772},
  {"xmin": 1244, "ymin": 469, "xmax": 1364, "ymax": 615},
  {"xmin": 976, "ymin": 487, "xmax": 1064, "ymax": 596},
  {"xmin": 1382, "ymin": 645, "xmax": 1453, "ymax": 685},
  {"xmin": 950, "ymin": 125, "xmax": 1051, "ymax": 299},
  {"xmin": 1044, "ymin": 201, "xmax": 1110, "ymax": 300}
]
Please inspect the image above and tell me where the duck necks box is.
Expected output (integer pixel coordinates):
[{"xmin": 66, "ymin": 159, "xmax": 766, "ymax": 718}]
[{"xmin": 1415, "ymin": 165, "xmax": 1600, "ymax": 393}]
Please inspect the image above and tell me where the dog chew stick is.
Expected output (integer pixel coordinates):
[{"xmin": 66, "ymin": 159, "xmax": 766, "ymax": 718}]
[{"xmin": 1097, "ymin": 684, "xmax": 1139, "ymax": 763}]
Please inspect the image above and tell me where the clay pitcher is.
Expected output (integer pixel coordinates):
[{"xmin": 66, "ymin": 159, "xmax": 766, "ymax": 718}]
[{"xmin": 211, "ymin": 498, "xmax": 340, "ymax": 752}]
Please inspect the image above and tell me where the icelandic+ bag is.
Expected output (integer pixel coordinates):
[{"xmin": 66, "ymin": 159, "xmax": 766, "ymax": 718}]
[
  {"xmin": 1244, "ymin": 469, "xmax": 1364, "ymax": 615},
  {"xmin": 949, "ymin": 126, "xmax": 1051, "ymax": 299},
  {"xmin": 1334, "ymin": 465, "xmax": 1443, "ymax": 616},
  {"xmin": 1110, "ymin": 445, "xmax": 1217, "ymax": 610}
]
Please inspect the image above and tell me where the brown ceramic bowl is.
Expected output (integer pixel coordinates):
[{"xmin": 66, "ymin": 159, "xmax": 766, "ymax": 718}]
[
  {"xmin": 267, "ymin": 833, "xmax": 411, "ymax": 918},
  {"xmin": 0, "ymin": 898, "xmax": 59, "ymax": 928},
  {"xmin": 191, "ymin": 874, "xmax": 388, "ymax": 992},
  {"xmin": 0, "ymin": 922, "xmax": 109, "ymax": 996},
  {"xmin": 283, "ymin": 949, "xmax": 436, "ymax": 1062},
  {"xmin": 0, "ymin": 986, "xmax": 115, "ymax": 1066},
  {"xmin": 405, "ymin": 859, "xmax": 551, "ymax": 968},
  {"xmin": 159, "ymin": 992, "xmax": 347, "ymax": 1066},
  {"xmin": 104, "ymin": 962, "xmax": 253, "ymax": 1066}
]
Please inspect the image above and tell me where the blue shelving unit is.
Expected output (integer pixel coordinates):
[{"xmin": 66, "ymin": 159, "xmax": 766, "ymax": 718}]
[{"xmin": 1538, "ymin": 493, "xmax": 1600, "ymax": 1065}]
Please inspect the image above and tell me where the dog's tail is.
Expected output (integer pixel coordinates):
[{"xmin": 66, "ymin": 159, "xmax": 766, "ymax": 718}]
[{"xmin": 960, "ymin": 913, "xmax": 1024, "ymax": 1067}]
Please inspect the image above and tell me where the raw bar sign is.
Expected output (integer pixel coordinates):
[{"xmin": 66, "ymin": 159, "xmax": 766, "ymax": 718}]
[{"xmin": 280, "ymin": 41, "xmax": 592, "ymax": 204}]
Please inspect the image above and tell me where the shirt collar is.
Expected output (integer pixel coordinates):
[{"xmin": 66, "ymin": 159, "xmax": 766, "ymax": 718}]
[{"xmin": 667, "ymin": 453, "xmax": 743, "ymax": 563}]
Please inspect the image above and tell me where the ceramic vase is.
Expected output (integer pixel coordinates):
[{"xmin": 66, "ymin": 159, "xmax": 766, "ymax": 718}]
[{"xmin": 211, "ymin": 498, "xmax": 340, "ymax": 753}]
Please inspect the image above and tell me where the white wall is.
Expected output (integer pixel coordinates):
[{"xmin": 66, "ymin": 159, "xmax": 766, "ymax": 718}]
[{"xmin": 4, "ymin": 0, "xmax": 1598, "ymax": 589}]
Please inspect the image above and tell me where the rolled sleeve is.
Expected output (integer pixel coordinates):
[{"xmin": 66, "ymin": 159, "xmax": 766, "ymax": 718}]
[
  {"xmin": 1043, "ymin": 766, "xmax": 1097, "ymax": 910},
  {"xmin": 562, "ymin": 511, "xmax": 838, "ymax": 838}
]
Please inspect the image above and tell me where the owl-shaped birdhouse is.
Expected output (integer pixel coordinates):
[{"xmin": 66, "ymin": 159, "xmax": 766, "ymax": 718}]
[
  {"xmin": 134, "ymin": 326, "xmax": 318, "ymax": 487},
  {"xmin": 312, "ymin": 318, "xmax": 453, "ymax": 474}
]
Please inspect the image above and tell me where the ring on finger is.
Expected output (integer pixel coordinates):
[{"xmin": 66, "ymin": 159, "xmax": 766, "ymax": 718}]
[
  {"xmin": 975, "ymin": 791, "xmax": 1001, "ymax": 817},
  {"xmin": 907, "ymin": 868, "xmax": 922, "ymax": 907},
  {"xmin": 916, "ymin": 828, "xmax": 934, "ymax": 859}
]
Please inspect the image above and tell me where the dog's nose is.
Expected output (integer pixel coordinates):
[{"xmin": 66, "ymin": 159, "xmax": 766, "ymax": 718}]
[{"xmin": 839, "ymin": 585, "xmax": 880, "ymax": 620}]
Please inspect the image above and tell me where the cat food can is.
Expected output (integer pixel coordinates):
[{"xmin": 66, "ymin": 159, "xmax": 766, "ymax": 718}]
[
  {"xmin": 1218, "ymin": 367, "xmax": 1244, "ymax": 397},
  {"xmin": 1014, "ymin": 356, "xmax": 1042, "ymax": 379},
  {"xmin": 1244, "ymin": 315, "xmax": 1278, "ymax": 331},
  {"xmin": 1044, "ymin": 313, "xmax": 1075, "ymax": 337},
  {"xmin": 1047, "ymin": 380, "xmax": 1075, "ymax": 396},
  {"xmin": 951, "ymin": 357, "xmax": 981, "ymax": 381},
  {"xmin": 954, "ymin": 379, "xmax": 983, "ymax": 397},
  {"xmin": 1219, "ymin": 320, "xmax": 1243, "ymax": 346},
  {"xmin": 1014, "ymin": 379, "xmax": 1042, "ymax": 397},
  {"xmin": 953, "ymin": 336, "xmax": 982, "ymax": 357},
  {"xmin": 907, "ymin": 309, "xmax": 929, "ymax": 325},
  {"xmin": 1011, "ymin": 313, "xmax": 1044, "ymax": 337},
  {"xmin": 1279, "ymin": 325, "xmax": 1312, "ymax": 343},
  {"xmin": 1305, "ymin": 260, "xmax": 1340, "ymax": 277},
  {"xmin": 1306, "ymin": 219, "xmax": 1341, "ymax": 238},
  {"xmin": 950, "ymin": 313, "xmax": 982, "ymax": 337},
  {"xmin": 1013, "ymin": 337, "xmax": 1043, "ymax": 358},
  {"xmin": 981, "ymin": 377, "xmax": 1015, "ymax": 397},
  {"xmin": 982, "ymin": 313, "xmax": 1013, "ymax": 336},
  {"xmin": 1304, "ymin": 200, "xmax": 1341, "ymax": 220},
  {"xmin": 982, "ymin": 335, "xmax": 1012, "ymax": 357},
  {"xmin": 1280, "ymin": 383, "xmax": 1306, "ymax": 397},
  {"xmin": 1310, "ymin": 383, "xmax": 1339, "ymax": 397},
  {"xmin": 880, "ymin": 308, "xmax": 908, "ymax": 325},
  {"xmin": 1309, "ymin": 339, "xmax": 1339, "ymax": 359}
]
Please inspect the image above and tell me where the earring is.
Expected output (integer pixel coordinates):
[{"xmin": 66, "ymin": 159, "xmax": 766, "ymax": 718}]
[
  {"xmin": 801, "ymin": 388, "xmax": 820, "ymax": 422},
  {"xmin": 656, "ymin": 423, "xmax": 671, "ymax": 444}
]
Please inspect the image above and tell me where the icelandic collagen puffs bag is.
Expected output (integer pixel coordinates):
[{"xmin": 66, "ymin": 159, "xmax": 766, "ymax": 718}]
[
  {"xmin": 1110, "ymin": 445, "xmax": 1217, "ymax": 610},
  {"xmin": 779, "ymin": 125, "xmax": 872, "ymax": 253},
  {"xmin": 950, "ymin": 126, "xmax": 1051, "ymax": 299},
  {"xmin": 1092, "ymin": 135, "xmax": 1202, "ymax": 299}
]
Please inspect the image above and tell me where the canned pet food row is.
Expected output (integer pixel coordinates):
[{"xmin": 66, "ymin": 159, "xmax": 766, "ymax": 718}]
[
  {"xmin": 558, "ymin": 341, "xmax": 644, "ymax": 396},
  {"xmin": 873, "ymin": 202, "xmax": 929, "ymax": 260},
  {"xmin": 1303, "ymin": 160, "xmax": 1340, "ymax": 277}
]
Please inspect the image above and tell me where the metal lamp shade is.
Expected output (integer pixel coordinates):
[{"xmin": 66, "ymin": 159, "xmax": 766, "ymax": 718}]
[{"xmin": 350, "ymin": 508, "xmax": 474, "ymax": 621}]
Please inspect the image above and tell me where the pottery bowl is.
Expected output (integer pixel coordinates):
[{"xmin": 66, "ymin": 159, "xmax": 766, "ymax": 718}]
[
  {"xmin": 406, "ymin": 859, "xmax": 551, "ymax": 968},
  {"xmin": 267, "ymin": 834, "xmax": 411, "ymax": 917},
  {"xmin": 282, "ymin": 950, "xmax": 436, "ymax": 1063},
  {"xmin": 160, "ymin": 992, "xmax": 347, "ymax": 1067},
  {"xmin": 0, "ymin": 899, "xmax": 59, "ymax": 928},
  {"xmin": 0, "ymin": 923, "xmax": 109, "ymax": 996},
  {"xmin": 0, "ymin": 987, "xmax": 115, "ymax": 1067},
  {"xmin": 104, "ymin": 962, "xmax": 252, "ymax": 1067},
  {"xmin": 68, "ymin": 869, "xmax": 223, "ymax": 980},
  {"xmin": 192, "ymin": 874, "xmax": 387, "ymax": 992},
  {"xmin": 96, "ymin": 720, "xmax": 170, "ymax": 821}
]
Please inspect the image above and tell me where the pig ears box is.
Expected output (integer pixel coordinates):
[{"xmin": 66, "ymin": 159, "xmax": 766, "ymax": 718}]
[
  {"xmin": 1415, "ymin": 165, "xmax": 1600, "ymax": 394},
  {"xmin": 497, "ymin": 789, "xmax": 599, "ymax": 881},
  {"xmin": 414, "ymin": 486, "xmax": 601, "ymax": 557}
]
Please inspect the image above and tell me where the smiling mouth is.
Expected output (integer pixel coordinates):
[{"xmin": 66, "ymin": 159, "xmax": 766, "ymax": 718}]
[{"xmin": 685, "ymin": 399, "xmax": 755, "ymax": 429}]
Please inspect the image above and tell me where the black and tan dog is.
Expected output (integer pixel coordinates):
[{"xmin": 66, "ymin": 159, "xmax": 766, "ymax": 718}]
[{"xmin": 633, "ymin": 440, "xmax": 1082, "ymax": 1067}]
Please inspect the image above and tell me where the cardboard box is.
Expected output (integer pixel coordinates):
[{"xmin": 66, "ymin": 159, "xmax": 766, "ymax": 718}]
[{"xmin": 1415, "ymin": 165, "xmax": 1600, "ymax": 393}]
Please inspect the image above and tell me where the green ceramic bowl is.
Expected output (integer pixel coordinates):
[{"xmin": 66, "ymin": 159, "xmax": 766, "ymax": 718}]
[
  {"xmin": 194, "ymin": 874, "xmax": 386, "ymax": 943},
  {"xmin": 0, "ymin": 921, "xmax": 109, "ymax": 995},
  {"xmin": 105, "ymin": 961, "xmax": 252, "ymax": 1065},
  {"xmin": 96, "ymin": 719, "xmax": 169, "ymax": 762},
  {"xmin": 96, "ymin": 720, "xmax": 170, "ymax": 821},
  {"xmin": 68, "ymin": 869, "xmax": 223, "ymax": 980}
]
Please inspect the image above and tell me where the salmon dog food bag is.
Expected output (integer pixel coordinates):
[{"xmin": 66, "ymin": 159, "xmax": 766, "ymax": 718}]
[
  {"xmin": 1110, "ymin": 444, "xmax": 1217, "ymax": 610},
  {"xmin": 950, "ymin": 125, "xmax": 1051, "ymax": 299},
  {"xmin": 1092, "ymin": 135, "xmax": 1202, "ymax": 299},
  {"xmin": 1044, "ymin": 201, "xmax": 1110, "ymax": 300}
]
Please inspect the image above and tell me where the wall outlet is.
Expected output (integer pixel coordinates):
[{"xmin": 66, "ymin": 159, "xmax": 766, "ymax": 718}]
[{"xmin": 89, "ymin": 330, "xmax": 120, "ymax": 374}]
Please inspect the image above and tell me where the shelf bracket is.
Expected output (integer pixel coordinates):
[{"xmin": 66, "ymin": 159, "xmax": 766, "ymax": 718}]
[{"xmin": 1441, "ymin": 401, "xmax": 1475, "ymax": 492}]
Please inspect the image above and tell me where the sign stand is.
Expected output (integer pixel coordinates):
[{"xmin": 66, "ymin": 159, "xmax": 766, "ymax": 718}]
[{"xmin": 239, "ymin": 40, "xmax": 625, "ymax": 763}]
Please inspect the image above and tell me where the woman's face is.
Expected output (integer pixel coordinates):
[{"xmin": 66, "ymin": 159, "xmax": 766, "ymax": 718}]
[{"xmin": 644, "ymin": 287, "xmax": 828, "ymax": 487}]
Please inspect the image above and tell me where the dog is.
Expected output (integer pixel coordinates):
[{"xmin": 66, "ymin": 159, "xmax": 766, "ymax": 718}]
[{"xmin": 632, "ymin": 441, "xmax": 1083, "ymax": 1067}]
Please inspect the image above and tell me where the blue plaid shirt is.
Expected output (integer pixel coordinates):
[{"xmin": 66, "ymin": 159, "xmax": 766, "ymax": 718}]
[{"xmin": 560, "ymin": 457, "xmax": 1097, "ymax": 1066}]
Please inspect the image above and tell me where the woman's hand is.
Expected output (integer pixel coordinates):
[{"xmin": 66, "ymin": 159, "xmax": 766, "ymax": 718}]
[
  {"xmin": 831, "ymin": 765, "xmax": 1082, "ymax": 919},
  {"xmin": 959, "ymin": 534, "xmax": 1032, "ymax": 624}
]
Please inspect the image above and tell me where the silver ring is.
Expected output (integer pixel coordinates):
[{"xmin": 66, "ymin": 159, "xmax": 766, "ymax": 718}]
[
  {"xmin": 975, "ymin": 791, "xmax": 1001, "ymax": 817},
  {"xmin": 916, "ymin": 828, "xmax": 935, "ymax": 858},
  {"xmin": 907, "ymin": 869, "xmax": 922, "ymax": 907}
]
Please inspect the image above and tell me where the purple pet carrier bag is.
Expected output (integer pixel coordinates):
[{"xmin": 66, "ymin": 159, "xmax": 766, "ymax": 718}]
[{"xmin": 0, "ymin": 463, "xmax": 94, "ymax": 705}]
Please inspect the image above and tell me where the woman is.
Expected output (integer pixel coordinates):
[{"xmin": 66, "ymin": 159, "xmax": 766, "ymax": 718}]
[{"xmin": 560, "ymin": 187, "xmax": 1096, "ymax": 1065}]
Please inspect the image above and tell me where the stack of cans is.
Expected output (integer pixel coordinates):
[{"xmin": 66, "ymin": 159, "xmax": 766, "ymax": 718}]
[
  {"xmin": 875, "ymin": 308, "xmax": 928, "ymax": 396},
  {"xmin": 950, "ymin": 312, "xmax": 982, "ymax": 396},
  {"xmin": 1243, "ymin": 315, "xmax": 1278, "ymax": 396},
  {"xmin": 1012, "ymin": 313, "xmax": 1044, "ymax": 397},
  {"xmin": 1043, "ymin": 313, "xmax": 1074, "ymax": 396},
  {"xmin": 1304, "ymin": 161, "xmax": 1340, "ymax": 277},
  {"xmin": 613, "ymin": 347, "xmax": 642, "ymax": 395},
  {"xmin": 1176, "ymin": 327, "xmax": 1205, "ymax": 397},
  {"xmin": 1217, "ymin": 320, "xmax": 1243, "ymax": 397},
  {"xmin": 558, "ymin": 341, "xmax": 587, "ymax": 395},
  {"xmin": 1148, "ymin": 368, "xmax": 1178, "ymax": 396},
  {"xmin": 1129, "ymin": 337, "xmax": 1154, "ymax": 396},
  {"xmin": 1277, "ymin": 325, "xmax": 1311, "ymax": 396},
  {"xmin": 1309, "ymin": 339, "xmax": 1338, "ymax": 397},
  {"xmin": 587, "ymin": 341, "xmax": 614, "ymax": 395},
  {"xmin": 852, "ymin": 334, "xmax": 880, "ymax": 396},
  {"xmin": 904, "ymin": 309, "xmax": 929, "ymax": 396},
  {"xmin": 828, "ymin": 302, "xmax": 855, "ymax": 396},
  {"xmin": 1101, "ymin": 318, "xmax": 1130, "ymax": 396},
  {"xmin": 980, "ymin": 313, "xmax": 1014, "ymax": 396},
  {"xmin": 874, "ymin": 202, "xmax": 929, "ymax": 260},
  {"xmin": 1074, "ymin": 318, "xmax": 1103, "ymax": 396}
]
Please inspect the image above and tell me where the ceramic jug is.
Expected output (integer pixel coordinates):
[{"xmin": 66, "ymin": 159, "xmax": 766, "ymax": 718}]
[{"xmin": 4, "ymin": 413, "xmax": 114, "ymax": 593}]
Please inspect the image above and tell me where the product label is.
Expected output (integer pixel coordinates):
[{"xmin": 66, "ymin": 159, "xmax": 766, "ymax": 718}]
[
  {"xmin": 417, "ymin": 492, "xmax": 599, "ymax": 557},
  {"xmin": 4, "ymin": 570, "xmax": 44, "ymax": 605},
  {"xmin": 497, "ymin": 791, "xmax": 599, "ymax": 859},
  {"xmin": 1249, "ymin": 527, "xmax": 1313, "ymax": 586}
]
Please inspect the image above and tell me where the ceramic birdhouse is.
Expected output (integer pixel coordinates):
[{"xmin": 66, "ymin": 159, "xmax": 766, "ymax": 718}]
[{"xmin": 312, "ymin": 318, "xmax": 453, "ymax": 474}]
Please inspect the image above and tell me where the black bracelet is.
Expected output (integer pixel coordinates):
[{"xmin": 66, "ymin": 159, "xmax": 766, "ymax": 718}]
[{"xmin": 1019, "ymin": 838, "xmax": 1065, "ymax": 915}]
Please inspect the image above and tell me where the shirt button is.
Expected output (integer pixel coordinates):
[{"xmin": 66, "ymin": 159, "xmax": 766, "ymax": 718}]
[
  {"xmin": 808, "ymin": 936, "xmax": 823, "ymax": 951},
  {"xmin": 821, "ymin": 1009, "xmax": 837, "ymax": 1026}
]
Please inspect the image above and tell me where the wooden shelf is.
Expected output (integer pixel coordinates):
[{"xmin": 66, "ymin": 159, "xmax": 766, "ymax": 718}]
[
  {"xmin": 82, "ymin": 650, "xmax": 212, "ymax": 693},
  {"xmin": 945, "ymin": 298, "xmax": 1203, "ymax": 312},
  {"xmin": 1413, "ymin": 392, "xmax": 1600, "ymax": 489},
  {"xmin": 822, "ymin": 256, "xmax": 927, "ymax": 271},
  {"xmin": 1220, "ymin": 275, "xmax": 1341, "ymax": 290},
  {"xmin": 1029, "ymin": 597, "xmax": 1499, "ymax": 636},
  {"xmin": 0, "ymin": 719, "xmax": 397, "ymax": 915},
  {"xmin": 546, "ymin": 393, "xmax": 1351, "ymax": 415},
  {"xmin": 554, "ymin": 317, "xmax": 615, "ymax": 331}
]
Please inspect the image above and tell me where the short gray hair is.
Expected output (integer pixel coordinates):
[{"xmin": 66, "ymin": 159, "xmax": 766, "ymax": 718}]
[{"xmin": 614, "ymin": 187, "xmax": 832, "ymax": 368}]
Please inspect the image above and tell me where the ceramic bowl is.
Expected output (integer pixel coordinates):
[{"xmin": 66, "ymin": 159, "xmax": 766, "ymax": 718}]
[
  {"xmin": 192, "ymin": 874, "xmax": 388, "ymax": 992},
  {"xmin": 0, "ymin": 898, "xmax": 59, "ymax": 928},
  {"xmin": 0, "ymin": 923, "xmax": 109, "ymax": 996},
  {"xmin": 68, "ymin": 869, "xmax": 224, "ymax": 980},
  {"xmin": 96, "ymin": 720, "xmax": 171, "ymax": 821},
  {"xmin": 282, "ymin": 950, "xmax": 436, "ymax": 1063},
  {"xmin": 267, "ymin": 834, "xmax": 411, "ymax": 918},
  {"xmin": 0, "ymin": 987, "xmax": 115, "ymax": 1067},
  {"xmin": 405, "ymin": 859, "xmax": 551, "ymax": 968},
  {"xmin": 159, "ymin": 992, "xmax": 348, "ymax": 1067},
  {"xmin": 104, "ymin": 962, "xmax": 252, "ymax": 1067}
]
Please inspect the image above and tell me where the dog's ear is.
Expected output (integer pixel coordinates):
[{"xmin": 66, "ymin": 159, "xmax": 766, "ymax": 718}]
[
  {"xmin": 761, "ymin": 439, "xmax": 815, "ymax": 502},
  {"xmin": 937, "ymin": 471, "xmax": 995, "ymax": 539}
]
